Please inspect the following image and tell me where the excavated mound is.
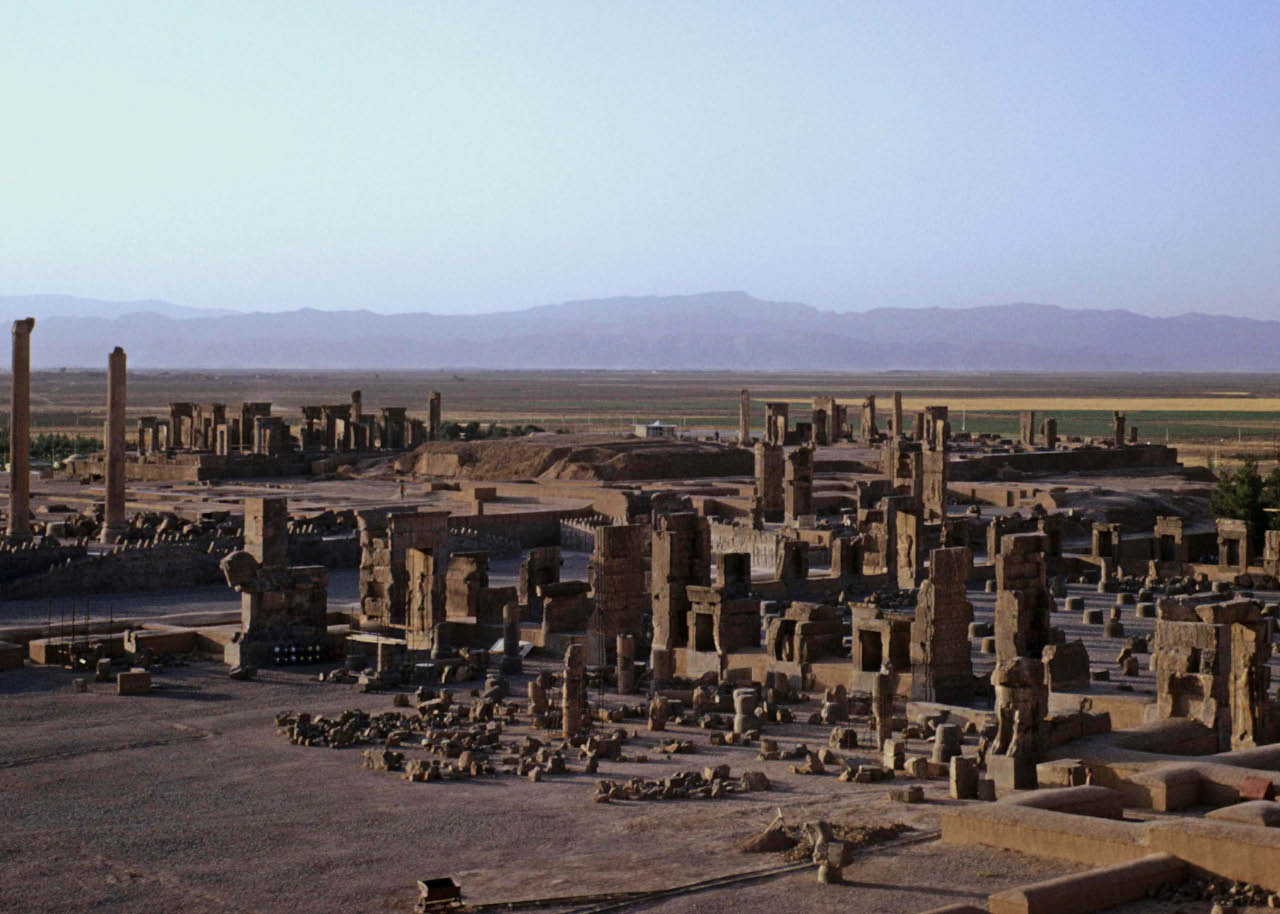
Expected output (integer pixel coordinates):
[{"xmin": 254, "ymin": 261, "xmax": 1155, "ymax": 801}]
[{"xmin": 404, "ymin": 435, "xmax": 753, "ymax": 482}]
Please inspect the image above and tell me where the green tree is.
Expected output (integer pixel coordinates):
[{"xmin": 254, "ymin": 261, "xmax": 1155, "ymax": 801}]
[
  {"xmin": 1262, "ymin": 465, "xmax": 1280, "ymax": 531},
  {"xmin": 1212, "ymin": 457, "xmax": 1266, "ymax": 549}
]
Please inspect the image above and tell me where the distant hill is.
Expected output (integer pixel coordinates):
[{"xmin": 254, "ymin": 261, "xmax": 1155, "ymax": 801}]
[{"xmin": 1, "ymin": 291, "xmax": 1276, "ymax": 370}]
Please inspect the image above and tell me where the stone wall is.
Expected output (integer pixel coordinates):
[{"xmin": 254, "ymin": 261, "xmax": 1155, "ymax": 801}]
[
  {"xmin": 0, "ymin": 531, "xmax": 359, "ymax": 601},
  {"xmin": 950, "ymin": 444, "xmax": 1179, "ymax": 481}
]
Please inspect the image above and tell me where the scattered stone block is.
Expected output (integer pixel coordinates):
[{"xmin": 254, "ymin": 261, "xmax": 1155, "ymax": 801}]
[
  {"xmin": 891, "ymin": 785, "xmax": 924, "ymax": 803},
  {"xmin": 116, "ymin": 668, "xmax": 152, "ymax": 695},
  {"xmin": 903, "ymin": 755, "xmax": 929, "ymax": 778},
  {"xmin": 0, "ymin": 641, "xmax": 24, "ymax": 671},
  {"xmin": 882, "ymin": 739, "xmax": 904, "ymax": 770},
  {"xmin": 950, "ymin": 755, "xmax": 978, "ymax": 799}
]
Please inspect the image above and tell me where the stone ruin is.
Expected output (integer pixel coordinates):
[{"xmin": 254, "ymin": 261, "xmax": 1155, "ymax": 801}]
[
  {"xmin": 763, "ymin": 401, "xmax": 789, "ymax": 446},
  {"xmin": 752, "ymin": 442, "xmax": 784, "ymax": 523},
  {"xmin": 994, "ymin": 532, "xmax": 1055, "ymax": 662},
  {"xmin": 519, "ymin": 546, "xmax": 563, "ymax": 620},
  {"xmin": 988, "ymin": 532, "xmax": 1055, "ymax": 788},
  {"xmin": 220, "ymin": 497, "xmax": 329, "ymax": 668},
  {"xmin": 859, "ymin": 394, "xmax": 878, "ymax": 442},
  {"xmin": 650, "ymin": 513, "xmax": 711, "ymax": 654},
  {"xmin": 357, "ymin": 508, "xmax": 450, "ymax": 649},
  {"xmin": 1216, "ymin": 517, "xmax": 1251, "ymax": 574},
  {"xmin": 683, "ymin": 553, "xmax": 761, "ymax": 677},
  {"xmin": 909, "ymin": 546, "xmax": 974, "ymax": 704},
  {"xmin": 1018, "ymin": 410, "xmax": 1036, "ymax": 447},
  {"xmin": 783, "ymin": 447, "xmax": 813, "ymax": 522},
  {"xmin": 1151, "ymin": 596, "xmax": 1273, "ymax": 751},
  {"xmin": 588, "ymin": 523, "xmax": 650, "ymax": 639}
]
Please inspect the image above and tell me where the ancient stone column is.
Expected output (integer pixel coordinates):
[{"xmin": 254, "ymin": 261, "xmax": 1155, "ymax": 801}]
[
  {"xmin": 738, "ymin": 389, "xmax": 750, "ymax": 445},
  {"xmin": 561, "ymin": 643, "xmax": 585, "ymax": 738},
  {"xmin": 101, "ymin": 347, "xmax": 127, "ymax": 543},
  {"xmin": 7, "ymin": 318, "xmax": 34, "ymax": 538},
  {"xmin": 892, "ymin": 391, "xmax": 903, "ymax": 438},
  {"xmin": 616, "ymin": 633, "xmax": 635, "ymax": 694},
  {"xmin": 527, "ymin": 678, "xmax": 548, "ymax": 714},
  {"xmin": 647, "ymin": 695, "xmax": 669, "ymax": 731},
  {"xmin": 650, "ymin": 646, "xmax": 674, "ymax": 686},
  {"xmin": 349, "ymin": 390, "xmax": 363, "ymax": 449},
  {"xmin": 428, "ymin": 391, "xmax": 442, "ymax": 441},
  {"xmin": 733, "ymin": 687, "xmax": 758, "ymax": 735},
  {"xmin": 1041, "ymin": 417, "xmax": 1058, "ymax": 451},
  {"xmin": 500, "ymin": 601, "xmax": 522, "ymax": 675},
  {"xmin": 872, "ymin": 671, "xmax": 893, "ymax": 750}
]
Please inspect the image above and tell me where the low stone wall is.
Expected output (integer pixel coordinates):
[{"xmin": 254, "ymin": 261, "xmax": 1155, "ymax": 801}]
[
  {"xmin": 950, "ymin": 444, "xmax": 1179, "ymax": 482},
  {"xmin": 0, "ymin": 541, "xmax": 89, "ymax": 585},
  {"xmin": 0, "ymin": 539, "xmax": 237, "ymax": 600},
  {"xmin": 450, "ymin": 506, "xmax": 595, "ymax": 549},
  {"xmin": 709, "ymin": 522, "xmax": 785, "ymax": 571},
  {"xmin": 0, "ymin": 532, "xmax": 361, "ymax": 601}
]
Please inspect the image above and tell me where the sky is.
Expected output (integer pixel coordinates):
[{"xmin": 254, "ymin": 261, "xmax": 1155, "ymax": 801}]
[{"xmin": 2, "ymin": 1, "xmax": 1278, "ymax": 318}]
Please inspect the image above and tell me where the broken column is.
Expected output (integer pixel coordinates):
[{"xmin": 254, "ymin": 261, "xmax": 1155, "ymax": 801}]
[
  {"xmin": 7, "ymin": 318, "xmax": 34, "ymax": 538},
  {"xmin": 1113, "ymin": 411, "xmax": 1126, "ymax": 447},
  {"xmin": 348, "ymin": 390, "xmax": 363, "ymax": 448},
  {"xmin": 101, "ymin": 346, "xmax": 127, "ymax": 543},
  {"xmin": 892, "ymin": 391, "xmax": 903, "ymax": 438},
  {"xmin": 1018, "ymin": 410, "xmax": 1036, "ymax": 447},
  {"xmin": 428, "ymin": 390, "xmax": 442, "ymax": 441},
  {"xmin": 753, "ymin": 442, "xmax": 784, "ymax": 522},
  {"xmin": 1041, "ymin": 417, "xmax": 1058, "ymax": 451},
  {"xmin": 909, "ymin": 547, "xmax": 974, "ymax": 704},
  {"xmin": 501, "ymin": 601, "xmax": 522, "ymax": 675},
  {"xmin": 872, "ymin": 670, "xmax": 893, "ymax": 750},
  {"xmin": 860, "ymin": 395, "xmax": 878, "ymax": 442},
  {"xmin": 561, "ymin": 643, "xmax": 585, "ymax": 738},
  {"xmin": 733, "ymin": 688, "xmax": 757, "ymax": 735},
  {"xmin": 784, "ymin": 447, "xmax": 814, "ymax": 522},
  {"xmin": 616, "ymin": 634, "xmax": 636, "ymax": 694},
  {"xmin": 738, "ymin": 389, "xmax": 751, "ymax": 445}
]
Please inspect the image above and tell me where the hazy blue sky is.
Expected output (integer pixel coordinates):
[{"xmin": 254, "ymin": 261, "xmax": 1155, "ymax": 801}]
[{"xmin": 2, "ymin": 2, "xmax": 1277, "ymax": 317}]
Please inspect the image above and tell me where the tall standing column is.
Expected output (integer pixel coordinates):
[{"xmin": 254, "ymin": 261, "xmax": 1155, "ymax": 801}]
[
  {"xmin": 738, "ymin": 389, "xmax": 750, "ymax": 445},
  {"xmin": 8, "ymin": 318, "xmax": 34, "ymax": 538},
  {"xmin": 102, "ymin": 346, "xmax": 127, "ymax": 542},
  {"xmin": 428, "ymin": 390, "xmax": 442, "ymax": 441}
]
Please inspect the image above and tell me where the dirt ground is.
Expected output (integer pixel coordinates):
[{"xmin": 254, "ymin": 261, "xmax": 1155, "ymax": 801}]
[
  {"xmin": 0, "ymin": 651, "xmax": 1073, "ymax": 914},
  {"xmin": 6, "ymin": 576, "xmax": 1273, "ymax": 914}
]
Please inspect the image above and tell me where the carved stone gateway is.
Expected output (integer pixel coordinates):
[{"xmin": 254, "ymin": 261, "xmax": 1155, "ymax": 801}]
[{"xmin": 221, "ymin": 497, "xmax": 329, "ymax": 667}]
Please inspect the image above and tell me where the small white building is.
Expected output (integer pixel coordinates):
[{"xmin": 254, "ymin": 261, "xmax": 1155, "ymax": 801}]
[{"xmin": 635, "ymin": 420, "xmax": 677, "ymax": 439}]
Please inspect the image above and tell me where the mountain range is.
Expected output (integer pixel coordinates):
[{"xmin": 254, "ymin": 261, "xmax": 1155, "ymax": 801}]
[{"xmin": 0, "ymin": 292, "xmax": 1274, "ymax": 371}]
